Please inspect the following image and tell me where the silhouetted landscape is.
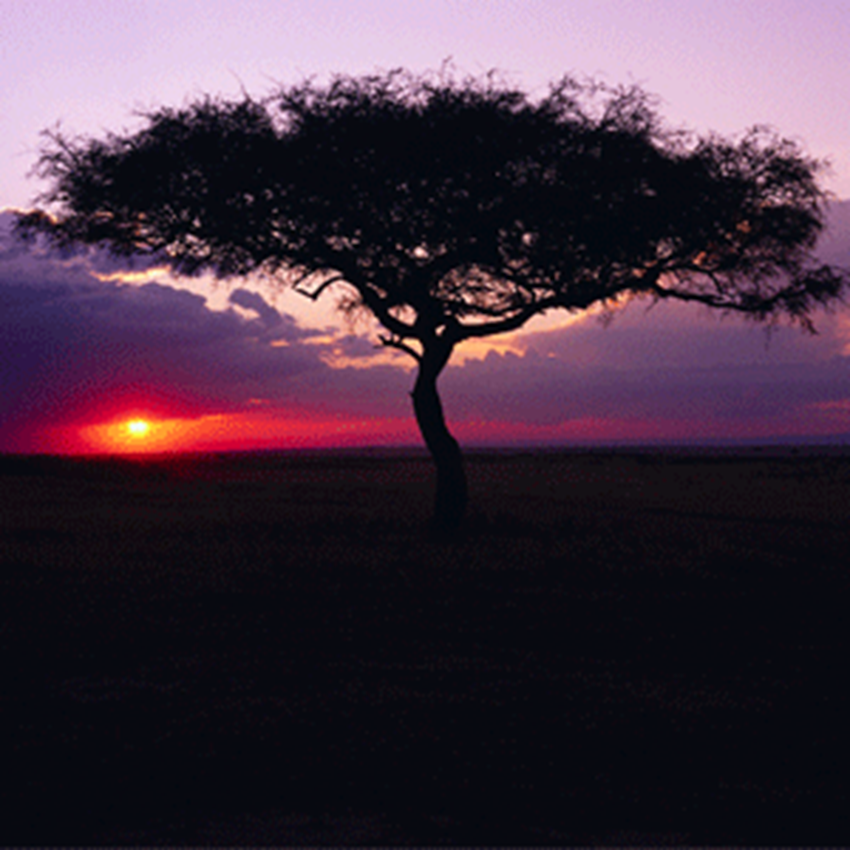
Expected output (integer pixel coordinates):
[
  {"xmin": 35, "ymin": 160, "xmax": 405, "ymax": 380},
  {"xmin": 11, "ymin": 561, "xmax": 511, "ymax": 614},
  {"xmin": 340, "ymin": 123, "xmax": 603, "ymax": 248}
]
[{"xmin": 2, "ymin": 446, "xmax": 849, "ymax": 845}]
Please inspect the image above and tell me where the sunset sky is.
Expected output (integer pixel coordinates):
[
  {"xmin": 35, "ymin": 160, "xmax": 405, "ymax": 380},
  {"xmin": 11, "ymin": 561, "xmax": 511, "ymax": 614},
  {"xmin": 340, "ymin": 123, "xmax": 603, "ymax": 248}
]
[{"xmin": 2, "ymin": 0, "xmax": 850, "ymax": 454}]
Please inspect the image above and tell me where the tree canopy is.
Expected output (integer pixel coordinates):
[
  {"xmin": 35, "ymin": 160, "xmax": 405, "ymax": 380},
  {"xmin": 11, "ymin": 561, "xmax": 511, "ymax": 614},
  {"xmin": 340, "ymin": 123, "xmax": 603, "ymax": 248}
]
[{"xmin": 18, "ymin": 69, "xmax": 848, "ymax": 532}]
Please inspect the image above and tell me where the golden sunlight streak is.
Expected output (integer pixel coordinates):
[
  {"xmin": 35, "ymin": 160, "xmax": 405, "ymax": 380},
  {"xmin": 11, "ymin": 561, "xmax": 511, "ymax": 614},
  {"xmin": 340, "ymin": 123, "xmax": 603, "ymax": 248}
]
[{"xmin": 92, "ymin": 266, "xmax": 173, "ymax": 285}]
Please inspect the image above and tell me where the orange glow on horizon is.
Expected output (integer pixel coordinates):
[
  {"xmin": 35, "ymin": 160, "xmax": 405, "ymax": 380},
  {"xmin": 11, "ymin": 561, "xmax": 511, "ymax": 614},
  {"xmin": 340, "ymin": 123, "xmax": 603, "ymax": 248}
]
[
  {"xmin": 80, "ymin": 415, "xmax": 203, "ymax": 454},
  {"xmin": 68, "ymin": 408, "xmax": 421, "ymax": 455},
  {"xmin": 34, "ymin": 395, "xmax": 848, "ymax": 457},
  {"xmin": 69, "ymin": 409, "xmax": 722, "ymax": 455}
]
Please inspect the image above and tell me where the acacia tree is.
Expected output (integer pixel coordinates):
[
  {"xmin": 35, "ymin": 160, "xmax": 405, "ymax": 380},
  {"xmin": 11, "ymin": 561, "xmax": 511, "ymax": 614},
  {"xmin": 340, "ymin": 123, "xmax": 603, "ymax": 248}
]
[{"xmin": 18, "ymin": 71, "xmax": 847, "ymax": 532}]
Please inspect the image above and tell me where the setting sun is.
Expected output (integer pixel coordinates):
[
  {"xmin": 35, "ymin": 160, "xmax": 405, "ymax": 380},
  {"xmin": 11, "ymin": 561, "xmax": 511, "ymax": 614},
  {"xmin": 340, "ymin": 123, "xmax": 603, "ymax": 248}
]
[
  {"xmin": 126, "ymin": 419, "xmax": 151, "ymax": 438},
  {"xmin": 77, "ymin": 414, "xmax": 187, "ymax": 454}
]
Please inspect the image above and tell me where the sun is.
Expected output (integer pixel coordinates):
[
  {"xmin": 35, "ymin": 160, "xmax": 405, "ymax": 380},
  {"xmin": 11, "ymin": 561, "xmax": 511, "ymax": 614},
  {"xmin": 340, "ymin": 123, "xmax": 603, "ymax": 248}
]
[
  {"xmin": 126, "ymin": 419, "xmax": 152, "ymax": 438},
  {"xmin": 78, "ymin": 413, "xmax": 203, "ymax": 454}
]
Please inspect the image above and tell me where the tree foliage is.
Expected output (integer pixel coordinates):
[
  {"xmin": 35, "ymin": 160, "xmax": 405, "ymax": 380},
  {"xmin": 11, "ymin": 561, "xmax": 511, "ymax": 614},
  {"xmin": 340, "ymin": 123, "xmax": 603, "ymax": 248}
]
[{"xmin": 18, "ymin": 69, "xmax": 848, "ymax": 532}]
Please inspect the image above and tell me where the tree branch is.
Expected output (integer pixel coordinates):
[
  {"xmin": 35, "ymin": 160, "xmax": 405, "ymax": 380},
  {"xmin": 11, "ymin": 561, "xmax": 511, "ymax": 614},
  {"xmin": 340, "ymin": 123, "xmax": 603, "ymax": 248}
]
[
  {"xmin": 293, "ymin": 273, "xmax": 345, "ymax": 300},
  {"xmin": 453, "ymin": 297, "xmax": 563, "ymax": 339},
  {"xmin": 358, "ymin": 283, "xmax": 419, "ymax": 339},
  {"xmin": 378, "ymin": 334, "xmax": 422, "ymax": 362}
]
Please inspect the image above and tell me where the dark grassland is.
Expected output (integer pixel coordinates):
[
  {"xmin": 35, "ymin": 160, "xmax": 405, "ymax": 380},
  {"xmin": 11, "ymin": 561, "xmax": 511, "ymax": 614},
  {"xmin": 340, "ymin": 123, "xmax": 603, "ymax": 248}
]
[{"xmin": 1, "ymin": 448, "xmax": 849, "ymax": 845}]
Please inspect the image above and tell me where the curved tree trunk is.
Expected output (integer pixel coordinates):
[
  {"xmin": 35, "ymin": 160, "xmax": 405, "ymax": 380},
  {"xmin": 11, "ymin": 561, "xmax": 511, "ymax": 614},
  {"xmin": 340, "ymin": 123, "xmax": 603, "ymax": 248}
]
[{"xmin": 411, "ymin": 346, "xmax": 467, "ymax": 536}]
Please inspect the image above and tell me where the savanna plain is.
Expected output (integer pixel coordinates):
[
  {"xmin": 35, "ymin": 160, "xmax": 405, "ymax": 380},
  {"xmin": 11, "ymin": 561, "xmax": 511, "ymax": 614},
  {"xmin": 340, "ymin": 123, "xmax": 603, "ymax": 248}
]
[{"xmin": 1, "ymin": 447, "xmax": 849, "ymax": 845}]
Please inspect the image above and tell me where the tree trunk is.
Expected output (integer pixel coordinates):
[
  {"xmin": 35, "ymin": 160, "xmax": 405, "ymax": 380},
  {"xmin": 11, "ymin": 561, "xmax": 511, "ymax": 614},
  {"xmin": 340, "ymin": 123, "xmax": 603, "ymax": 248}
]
[{"xmin": 411, "ymin": 347, "xmax": 467, "ymax": 536}]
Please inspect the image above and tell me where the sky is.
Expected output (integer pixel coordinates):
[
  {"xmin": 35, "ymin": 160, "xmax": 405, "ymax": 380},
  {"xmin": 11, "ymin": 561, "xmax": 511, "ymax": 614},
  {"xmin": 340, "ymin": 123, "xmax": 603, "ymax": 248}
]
[{"xmin": 2, "ymin": 0, "xmax": 850, "ymax": 453}]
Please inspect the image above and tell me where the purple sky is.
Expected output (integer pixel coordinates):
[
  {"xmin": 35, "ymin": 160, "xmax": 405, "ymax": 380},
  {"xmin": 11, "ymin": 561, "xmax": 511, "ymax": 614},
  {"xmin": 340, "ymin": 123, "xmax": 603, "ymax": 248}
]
[
  {"xmin": 4, "ymin": 0, "xmax": 850, "ymax": 204},
  {"xmin": 2, "ymin": 1, "xmax": 849, "ymax": 451}
]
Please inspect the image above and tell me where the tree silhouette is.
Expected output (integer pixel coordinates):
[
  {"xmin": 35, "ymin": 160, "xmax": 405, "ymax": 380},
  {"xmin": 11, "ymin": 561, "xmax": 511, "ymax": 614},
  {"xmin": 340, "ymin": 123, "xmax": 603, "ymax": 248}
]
[{"xmin": 18, "ymin": 70, "xmax": 847, "ymax": 533}]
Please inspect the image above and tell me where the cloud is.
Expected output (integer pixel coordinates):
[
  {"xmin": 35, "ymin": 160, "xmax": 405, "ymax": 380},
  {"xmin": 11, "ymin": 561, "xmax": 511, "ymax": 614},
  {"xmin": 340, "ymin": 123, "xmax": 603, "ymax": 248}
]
[
  {"xmin": 437, "ymin": 300, "xmax": 850, "ymax": 443},
  {"xmin": 229, "ymin": 288, "xmax": 287, "ymax": 333},
  {"xmin": 0, "ymin": 212, "xmax": 347, "ymax": 449},
  {"xmin": 2, "ymin": 204, "xmax": 850, "ymax": 453},
  {"xmin": 818, "ymin": 199, "xmax": 850, "ymax": 267},
  {"xmin": 434, "ymin": 203, "xmax": 850, "ymax": 441}
]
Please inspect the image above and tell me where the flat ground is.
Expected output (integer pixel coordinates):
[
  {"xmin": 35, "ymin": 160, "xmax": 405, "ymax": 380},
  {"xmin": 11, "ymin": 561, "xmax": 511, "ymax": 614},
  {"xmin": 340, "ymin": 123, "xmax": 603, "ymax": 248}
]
[{"xmin": 1, "ymin": 447, "xmax": 849, "ymax": 845}]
